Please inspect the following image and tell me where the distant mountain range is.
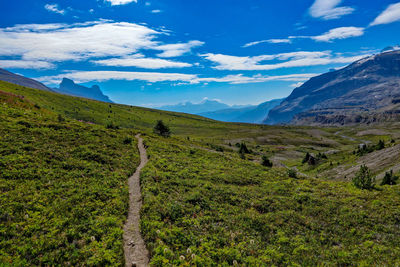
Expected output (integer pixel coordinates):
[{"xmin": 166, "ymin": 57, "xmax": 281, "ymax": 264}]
[
  {"xmin": 265, "ymin": 50, "xmax": 400, "ymax": 125},
  {"xmin": 0, "ymin": 68, "xmax": 52, "ymax": 91},
  {"xmin": 54, "ymin": 78, "xmax": 113, "ymax": 103},
  {"xmin": 0, "ymin": 68, "xmax": 113, "ymax": 103},
  {"xmin": 159, "ymin": 98, "xmax": 283, "ymax": 123},
  {"xmin": 200, "ymin": 98, "xmax": 283, "ymax": 123},
  {"xmin": 159, "ymin": 100, "xmax": 232, "ymax": 114}
]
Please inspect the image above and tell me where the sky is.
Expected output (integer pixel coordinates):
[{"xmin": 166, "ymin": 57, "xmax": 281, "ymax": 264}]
[{"xmin": 0, "ymin": 0, "xmax": 400, "ymax": 107}]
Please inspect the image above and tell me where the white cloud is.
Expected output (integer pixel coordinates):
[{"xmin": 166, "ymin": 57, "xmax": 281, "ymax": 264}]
[
  {"xmin": 37, "ymin": 71, "xmax": 318, "ymax": 85},
  {"xmin": 268, "ymin": 39, "xmax": 292, "ymax": 44},
  {"xmin": 92, "ymin": 54, "xmax": 192, "ymax": 68},
  {"xmin": 105, "ymin": 0, "xmax": 137, "ymax": 6},
  {"xmin": 309, "ymin": 0, "xmax": 354, "ymax": 20},
  {"xmin": 243, "ymin": 39, "xmax": 291, "ymax": 48},
  {"xmin": 156, "ymin": 40, "xmax": 204, "ymax": 57},
  {"xmin": 247, "ymin": 26, "xmax": 364, "ymax": 50},
  {"xmin": 195, "ymin": 73, "xmax": 318, "ymax": 84},
  {"xmin": 0, "ymin": 21, "xmax": 159, "ymax": 62},
  {"xmin": 370, "ymin": 2, "xmax": 400, "ymax": 26},
  {"xmin": 260, "ymin": 26, "xmax": 364, "ymax": 44},
  {"xmin": 0, "ymin": 21, "xmax": 204, "ymax": 68},
  {"xmin": 311, "ymin": 27, "xmax": 364, "ymax": 42},
  {"xmin": 243, "ymin": 40, "xmax": 268, "ymax": 48},
  {"xmin": 37, "ymin": 71, "xmax": 197, "ymax": 84},
  {"xmin": 44, "ymin": 4, "xmax": 65, "ymax": 15},
  {"xmin": 201, "ymin": 51, "xmax": 370, "ymax": 71},
  {"xmin": 151, "ymin": 9, "xmax": 162, "ymax": 13},
  {"xmin": 0, "ymin": 60, "xmax": 55, "ymax": 69}
]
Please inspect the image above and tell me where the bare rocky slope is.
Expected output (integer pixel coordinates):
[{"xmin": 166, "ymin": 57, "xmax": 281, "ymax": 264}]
[{"xmin": 264, "ymin": 50, "xmax": 400, "ymax": 125}]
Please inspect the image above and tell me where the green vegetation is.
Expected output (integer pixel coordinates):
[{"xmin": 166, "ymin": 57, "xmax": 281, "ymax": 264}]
[
  {"xmin": 377, "ymin": 139, "xmax": 385, "ymax": 150},
  {"xmin": 287, "ymin": 169, "xmax": 297, "ymax": 178},
  {"xmin": 0, "ymin": 90, "xmax": 139, "ymax": 265},
  {"xmin": 353, "ymin": 165, "xmax": 375, "ymax": 190},
  {"xmin": 381, "ymin": 170, "xmax": 399, "ymax": 186},
  {"xmin": 238, "ymin": 142, "xmax": 250, "ymax": 154},
  {"xmin": 355, "ymin": 140, "xmax": 386, "ymax": 156},
  {"xmin": 140, "ymin": 135, "xmax": 400, "ymax": 265},
  {"xmin": 302, "ymin": 152, "xmax": 328, "ymax": 166},
  {"xmin": 261, "ymin": 155, "xmax": 273, "ymax": 167},
  {"xmin": 2, "ymin": 81, "xmax": 400, "ymax": 265},
  {"xmin": 153, "ymin": 120, "xmax": 171, "ymax": 137},
  {"xmin": 302, "ymin": 152, "xmax": 311, "ymax": 164}
]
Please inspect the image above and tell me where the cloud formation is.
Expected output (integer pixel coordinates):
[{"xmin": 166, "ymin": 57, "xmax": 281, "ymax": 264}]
[
  {"xmin": 201, "ymin": 51, "xmax": 369, "ymax": 71},
  {"xmin": 245, "ymin": 26, "xmax": 364, "ymax": 47},
  {"xmin": 311, "ymin": 27, "xmax": 364, "ymax": 42},
  {"xmin": 0, "ymin": 60, "xmax": 55, "ymax": 69},
  {"xmin": 38, "ymin": 71, "xmax": 197, "ymax": 84},
  {"xmin": 0, "ymin": 21, "xmax": 203, "ymax": 68},
  {"xmin": 309, "ymin": 0, "xmax": 355, "ymax": 20},
  {"xmin": 92, "ymin": 54, "xmax": 192, "ymax": 69},
  {"xmin": 370, "ymin": 2, "xmax": 400, "ymax": 26},
  {"xmin": 195, "ymin": 73, "xmax": 318, "ymax": 84},
  {"xmin": 37, "ymin": 71, "xmax": 318, "ymax": 85},
  {"xmin": 243, "ymin": 39, "xmax": 291, "ymax": 48},
  {"xmin": 44, "ymin": 4, "xmax": 65, "ymax": 15},
  {"xmin": 0, "ymin": 21, "xmax": 158, "ymax": 62},
  {"xmin": 156, "ymin": 41, "xmax": 204, "ymax": 58},
  {"xmin": 104, "ymin": 0, "xmax": 137, "ymax": 6}
]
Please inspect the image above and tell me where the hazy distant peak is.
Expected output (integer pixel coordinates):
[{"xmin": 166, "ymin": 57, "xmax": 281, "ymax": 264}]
[
  {"xmin": 55, "ymin": 78, "xmax": 113, "ymax": 103},
  {"xmin": 159, "ymin": 99, "xmax": 230, "ymax": 114}
]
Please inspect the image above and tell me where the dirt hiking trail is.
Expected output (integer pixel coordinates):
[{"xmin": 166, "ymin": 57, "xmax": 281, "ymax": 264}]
[{"xmin": 123, "ymin": 134, "xmax": 149, "ymax": 267}]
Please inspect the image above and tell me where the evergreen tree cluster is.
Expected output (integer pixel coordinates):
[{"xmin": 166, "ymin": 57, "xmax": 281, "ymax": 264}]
[{"xmin": 154, "ymin": 120, "xmax": 171, "ymax": 137}]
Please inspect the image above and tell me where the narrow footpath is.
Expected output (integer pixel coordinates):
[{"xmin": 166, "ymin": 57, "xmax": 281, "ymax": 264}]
[{"xmin": 123, "ymin": 134, "xmax": 149, "ymax": 267}]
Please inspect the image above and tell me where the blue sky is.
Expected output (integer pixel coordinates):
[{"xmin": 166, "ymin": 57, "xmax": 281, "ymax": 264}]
[{"xmin": 0, "ymin": 0, "xmax": 400, "ymax": 107}]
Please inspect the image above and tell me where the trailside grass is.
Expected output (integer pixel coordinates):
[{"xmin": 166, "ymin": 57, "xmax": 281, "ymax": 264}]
[
  {"xmin": 0, "ymin": 91, "xmax": 139, "ymax": 265},
  {"xmin": 140, "ymin": 134, "xmax": 400, "ymax": 266}
]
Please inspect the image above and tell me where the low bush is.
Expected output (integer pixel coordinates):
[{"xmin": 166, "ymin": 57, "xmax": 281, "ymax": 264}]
[
  {"xmin": 261, "ymin": 155, "xmax": 273, "ymax": 167},
  {"xmin": 381, "ymin": 170, "xmax": 399, "ymax": 185},
  {"xmin": 287, "ymin": 169, "xmax": 297, "ymax": 178},
  {"xmin": 238, "ymin": 142, "xmax": 249, "ymax": 154}
]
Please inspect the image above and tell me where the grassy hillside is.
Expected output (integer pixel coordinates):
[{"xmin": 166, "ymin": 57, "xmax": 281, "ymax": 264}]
[
  {"xmin": 0, "ymin": 80, "xmax": 256, "ymax": 138},
  {"xmin": 139, "ymin": 134, "xmax": 400, "ymax": 266},
  {"xmin": 0, "ymin": 90, "xmax": 139, "ymax": 265},
  {"xmin": 2, "ymin": 81, "xmax": 400, "ymax": 265}
]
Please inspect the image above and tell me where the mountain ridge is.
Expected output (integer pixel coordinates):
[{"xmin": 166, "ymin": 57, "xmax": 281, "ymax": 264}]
[
  {"xmin": 0, "ymin": 68, "xmax": 52, "ymax": 92},
  {"xmin": 54, "ymin": 78, "xmax": 113, "ymax": 103},
  {"xmin": 264, "ymin": 50, "xmax": 400, "ymax": 125}
]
